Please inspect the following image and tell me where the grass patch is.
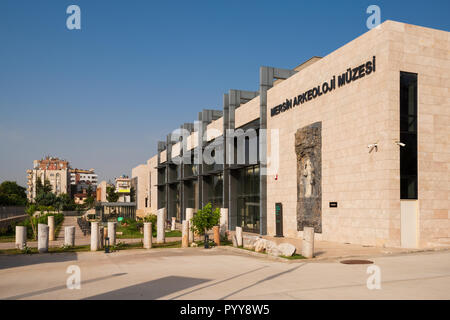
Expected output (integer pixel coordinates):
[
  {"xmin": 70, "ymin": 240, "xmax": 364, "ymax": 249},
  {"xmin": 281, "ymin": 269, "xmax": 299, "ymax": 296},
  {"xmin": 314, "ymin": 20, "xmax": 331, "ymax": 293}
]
[
  {"xmin": 152, "ymin": 240, "xmax": 182, "ymax": 249},
  {"xmin": 116, "ymin": 228, "xmax": 182, "ymax": 239},
  {"xmin": 280, "ymin": 254, "xmax": 306, "ymax": 260}
]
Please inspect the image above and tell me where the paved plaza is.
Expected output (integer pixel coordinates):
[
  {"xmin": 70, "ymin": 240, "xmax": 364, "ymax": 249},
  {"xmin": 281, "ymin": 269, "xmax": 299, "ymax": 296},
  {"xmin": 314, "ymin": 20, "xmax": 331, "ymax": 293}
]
[{"xmin": 0, "ymin": 247, "xmax": 449, "ymax": 300}]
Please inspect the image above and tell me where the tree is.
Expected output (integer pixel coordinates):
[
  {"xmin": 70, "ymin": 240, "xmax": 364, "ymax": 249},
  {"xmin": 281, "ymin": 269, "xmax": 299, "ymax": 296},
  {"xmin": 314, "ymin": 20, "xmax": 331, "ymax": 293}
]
[
  {"xmin": 56, "ymin": 193, "xmax": 75, "ymax": 211},
  {"xmin": 190, "ymin": 202, "xmax": 220, "ymax": 248},
  {"xmin": 106, "ymin": 186, "xmax": 119, "ymax": 202},
  {"xmin": 0, "ymin": 181, "xmax": 27, "ymax": 206},
  {"xmin": 84, "ymin": 195, "xmax": 95, "ymax": 209},
  {"xmin": 36, "ymin": 178, "xmax": 52, "ymax": 195},
  {"xmin": 25, "ymin": 204, "xmax": 38, "ymax": 240}
]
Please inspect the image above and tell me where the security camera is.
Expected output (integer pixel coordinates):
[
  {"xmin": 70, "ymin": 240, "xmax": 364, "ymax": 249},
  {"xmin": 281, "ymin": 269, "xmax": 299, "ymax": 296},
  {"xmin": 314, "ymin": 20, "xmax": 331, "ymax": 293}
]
[
  {"xmin": 367, "ymin": 143, "xmax": 378, "ymax": 153},
  {"xmin": 395, "ymin": 141, "xmax": 406, "ymax": 147}
]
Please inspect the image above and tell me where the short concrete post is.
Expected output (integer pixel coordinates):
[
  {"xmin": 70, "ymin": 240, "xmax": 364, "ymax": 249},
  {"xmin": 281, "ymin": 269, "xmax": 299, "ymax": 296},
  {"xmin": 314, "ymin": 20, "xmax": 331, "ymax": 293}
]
[
  {"xmin": 182, "ymin": 220, "xmax": 189, "ymax": 248},
  {"xmin": 186, "ymin": 208, "xmax": 194, "ymax": 243},
  {"xmin": 64, "ymin": 226, "xmax": 75, "ymax": 246},
  {"xmin": 98, "ymin": 226, "xmax": 104, "ymax": 249},
  {"xmin": 48, "ymin": 216, "xmax": 55, "ymax": 241},
  {"xmin": 171, "ymin": 217, "xmax": 176, "ymax": 231},
  {"xmin": 143, "ymin": 222, "xmax": 152, "ymax": 249},
  {"xmin": 107, "ymin": 222, "xmax": 116, "ymax": 245},
  {"xmin": 213, "ymin": 226, "xmax": 220, "ymax": 246},
  {"xmin": 235, "ymin": 226, "xmax": 243, "ymax": 247},
  {"xmin": 157, "ymin": 208, "xmax": 166, "ymax": 244},
  {"xmin": 302, "ymin": 227, "xmax": 315, "ymax": 258},
  {"xmin": 38, "ymin": 223, "xmax": 49, "ymax": 253},
  {"xmin": 219, "ymin": 208, "xmax": 228, "ymax": 238},
  {"xmin": 15, "ymin": 226, "xmax": 27, "ymax": 250},
  {"xmin": 90, "ymin": 222, "xmax": 99, "ymax": 251}
]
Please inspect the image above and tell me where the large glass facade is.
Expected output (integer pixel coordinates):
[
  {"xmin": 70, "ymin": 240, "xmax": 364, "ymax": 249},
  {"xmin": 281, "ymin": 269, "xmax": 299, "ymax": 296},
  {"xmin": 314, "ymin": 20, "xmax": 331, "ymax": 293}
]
[
  {"xmin": 208, "ymin": 173, "xmax": 223, "ymax": 211},
  {"xmin": 236, "ymin": 165, "xmax": 260, "ymax": 233},
  {"xmin": 400, "ymin": 72, "xmax": 418, "ymax": 199}
]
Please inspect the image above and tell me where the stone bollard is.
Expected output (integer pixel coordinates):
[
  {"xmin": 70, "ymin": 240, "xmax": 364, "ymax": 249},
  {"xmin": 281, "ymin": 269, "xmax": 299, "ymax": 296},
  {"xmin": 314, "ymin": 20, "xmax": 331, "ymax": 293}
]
[
  {"xmin": 186, "ymin": 208, "xmax": 194, "ymax": 243},
  {"xmin": 15, "ymin": 226, "xmax": 27, "ymax": 250},
  {"xmin": 171, "ymin": 217, "xmax": 176, "ymax": 231},
  {"xmin": 182, "ymin": 220, "xmax": 189, "ymax": 248},
  {"xmin": 38, "ymin": 223, "xmax": 49, "ymax": 253},
  {"xmin": 213, "ymin": 226, "xmax": 220, "ymax": 246},
  {"xmin": 219, "ymin": 208, "xmax": 228, "ymax": 238},
  {"xmin": 235, "ymin": 227, "xmax": 243, "ymax": 247},
  {"xmin": 98, "ymin": 226, "xmax": 104, "ymax": 249},
  {"xmin": 108, "ymin": 222, "xmax": 116, "ymax": 245},
  {"xmin": 157, "ymin": 208, "xmax": 166, "ymax": 244},
  {"xmin": 143, "ymin": 222, "xmax": 152, "ymax": 249},
  {"xmin": 64, "ymin": 226, "xmax": 75, "ymax": 246},
  {"xmin": 302, "ymin": 227, "xmax": 315, "ymax": 258},
  {"xmin": 48, "ymin": 215, "xmax": 55, "ymax": 241},
  {"xmin": 90, "ymin": 222, "xmax": 99, "ymax": 251}
]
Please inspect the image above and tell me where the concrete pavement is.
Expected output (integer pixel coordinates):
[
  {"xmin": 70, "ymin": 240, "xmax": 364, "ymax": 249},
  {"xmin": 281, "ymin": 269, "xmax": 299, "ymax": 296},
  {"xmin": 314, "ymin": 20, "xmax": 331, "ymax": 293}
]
[{"xmin": 0, "ymin": 247, "xmax": 449, "ymax": 300}]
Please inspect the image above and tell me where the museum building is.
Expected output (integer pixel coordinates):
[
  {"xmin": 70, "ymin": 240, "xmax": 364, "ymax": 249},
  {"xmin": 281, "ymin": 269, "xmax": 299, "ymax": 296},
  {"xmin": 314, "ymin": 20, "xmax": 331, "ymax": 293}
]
[{"xmin": 132, "ymin": 21, "xmax": 449, "ymax": 248}]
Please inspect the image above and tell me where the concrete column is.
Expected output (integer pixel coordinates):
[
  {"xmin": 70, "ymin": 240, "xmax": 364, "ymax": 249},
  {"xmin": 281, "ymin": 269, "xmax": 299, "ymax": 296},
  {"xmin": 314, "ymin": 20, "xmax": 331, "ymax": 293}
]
[
  {"xmin": 64, "ymin": 226, "xmax": 75, "ymax": 246},
  {"xmin": 90, "ymin": 222, "xmax": 99, "ymax": 251},
  {"xmin": 143, "ymin": 222, "xmax": 152, "ymax": 249},
  {"xmin": 186, "ymin": 208, "xmax": 194, "ymax": 243},
  {"xmin": 171, "ymin": 217, "xmax": 176, "ymax": 231},
  {"xmin": 15, "ymin": 226, "xmax": 27, "ymax": 250},
  {"xmin": 213, "ymin": 226, "xmax": 220, "ymax": 246},
  {"xmin": 48, "ymin": 215, "xmax": 55, "ymax": 241},
  {"xmin": 98, "ymin": 226, "xmax": 104, "ymax": 249},
  {"xmin": 182, "ymin": 220, "xmax": 189, "ymax": 248},
  {"xmin": 38, "ymin": 223, "xmax": 49, "ymax": 253},
  {"xmin": 219, "ymin": 208, "xmax": 228, "ymax": 238},
  {"xmin": 107, "ymin": 222, "xmax": 116, "ymax": 245},
  {"xmin": 235, "ymin": 226, "xmax": 243, "ymax": 247},
  {"xmin": 302, "ymin": 227, "xmax": 315, "ymax": 258},
  {"xmin": 157, "ymin": 208, "xmax": 166, "ymax": 244}
]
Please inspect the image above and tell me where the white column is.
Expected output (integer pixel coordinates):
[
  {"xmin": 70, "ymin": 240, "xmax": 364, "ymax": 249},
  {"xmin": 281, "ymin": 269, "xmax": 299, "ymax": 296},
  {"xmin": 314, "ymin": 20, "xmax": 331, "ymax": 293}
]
[
  {"xmin": 143, "ymin": 222, "xmax": 152, "ymax": 249},
  {"xmin": 219, "ymin": 208, "xmax": 228, "ymax": 238},
  {"xmin": 48, "ymin": 215, "xmax": 55, "ymax": 241},
  {"xmin": 182, "ymin": 220, "xmax": 189, "ymax": 248},
  {"xmin": 107, "ymin": 222, "xmax": 116, "ymax": 245},
  {"xmin": 64, "ymin": 226, "xmax": 75, "ymax": 246},
  {"xmin": 235, "ymin": 226, "xmax": 243, "ymax": 247},
  {"xmin": 90, "ymin": 222, "xmax": 99, "ymax": 251},
  {"xmin": 38, "ymin": 223, "xmax": 49, "ymax": 253},
  {"xmin": 15, "ymin": 226, "xmax": 27, "ymax": 250},
  {"xmin": 302, "ymin": 227, "xmax": 315, "ymax": 258},
  {"xmin": 171, "ymin": 217, "xmax": 176, "ymax": 231},
  {"xmin": 156, "ymin": 208, "xmax": 166, "ymax": 244},
  {"xmin": 186, "ymin": 208, "xmax": 194, "ymax": 243}
]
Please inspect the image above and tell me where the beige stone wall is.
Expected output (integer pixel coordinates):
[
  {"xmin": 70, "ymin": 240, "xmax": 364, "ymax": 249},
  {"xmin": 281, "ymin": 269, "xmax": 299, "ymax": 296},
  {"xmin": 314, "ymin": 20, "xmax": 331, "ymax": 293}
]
[
  {"xmin": 266, "ymin": 20, "xmax": 449, "ymax": 248},
  {"xmin": 384, "ymin": 22, "xmax": 449, "ymax": 247},
  {"xmin": 147, "ymin": 155, "xmax": 159, "ymax": 216},
  {"xmin": 235, "ymin": 97, "xmax": 260, "ymax": 128},
  {"xmin": 132, "ymin": 164, "xmax": 149, "ymax": 217},
  {"xmin": 206, "ymin": 118, "xmax": 223, "ymax": 141}
]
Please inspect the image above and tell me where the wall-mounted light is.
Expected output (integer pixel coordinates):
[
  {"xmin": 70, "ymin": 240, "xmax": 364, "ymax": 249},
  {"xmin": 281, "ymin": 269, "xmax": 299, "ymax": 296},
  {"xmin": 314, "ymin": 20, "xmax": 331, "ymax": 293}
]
[
  {"xmin": 394, "ymin": 141, "xmax": 406, "ymax": 147},
  {"xmin": 367, "ymin": 143, "xmax": 378, "ymax": 153}
]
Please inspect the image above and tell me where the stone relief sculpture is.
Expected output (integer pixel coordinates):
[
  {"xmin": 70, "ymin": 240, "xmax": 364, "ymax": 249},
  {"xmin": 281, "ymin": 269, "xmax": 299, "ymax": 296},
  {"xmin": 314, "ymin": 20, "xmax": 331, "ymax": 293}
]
[{"xmin": 295, "ymin": 122, "xmax": 322, "ymax": 233}]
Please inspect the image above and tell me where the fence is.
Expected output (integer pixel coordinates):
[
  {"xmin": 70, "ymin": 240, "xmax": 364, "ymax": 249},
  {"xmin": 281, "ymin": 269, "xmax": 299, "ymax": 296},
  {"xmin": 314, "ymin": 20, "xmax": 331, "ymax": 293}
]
[{"xmin": 0, "ymin": 206, "xmax": 26, "ymax": 220}]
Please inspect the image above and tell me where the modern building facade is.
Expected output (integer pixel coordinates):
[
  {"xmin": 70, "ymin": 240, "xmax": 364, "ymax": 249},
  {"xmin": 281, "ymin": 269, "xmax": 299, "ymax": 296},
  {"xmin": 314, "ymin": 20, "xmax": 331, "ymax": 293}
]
[
  {"xmin": 70, "ymin": 168, "xmax": 98, "ymax": 186},
  {"xmin": 132, "ymin": 21, "xmax": 449, "ymax": 248},
  {"xmin": 115, "ymin": 175, "xmax": 132, "ymax": 203},
  {"xmin": 26, "ymin": 156, "xmax": 71, "ymax": 202}
]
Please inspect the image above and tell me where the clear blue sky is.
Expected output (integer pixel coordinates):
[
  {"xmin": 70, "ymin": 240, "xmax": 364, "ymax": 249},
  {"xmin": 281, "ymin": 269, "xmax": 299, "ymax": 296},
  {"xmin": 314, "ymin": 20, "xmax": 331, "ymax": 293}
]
[{"xmin": 0, "ymin": 0, "xmax": 449, "ymax": 187}]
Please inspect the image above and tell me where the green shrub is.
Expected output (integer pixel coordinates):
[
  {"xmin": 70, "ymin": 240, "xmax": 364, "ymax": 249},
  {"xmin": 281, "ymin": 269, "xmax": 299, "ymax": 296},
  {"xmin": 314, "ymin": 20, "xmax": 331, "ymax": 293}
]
[{"xmin": 190, "ymin": 203, "xmax": 220, "ymax": 236}]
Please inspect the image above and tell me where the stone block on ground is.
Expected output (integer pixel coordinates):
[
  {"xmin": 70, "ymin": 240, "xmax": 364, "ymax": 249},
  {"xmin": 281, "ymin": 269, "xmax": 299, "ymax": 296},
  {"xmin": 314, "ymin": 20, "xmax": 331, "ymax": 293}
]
[
  {"xmin": 243, "ymin": 235, "xmax": 259, "ymax": 250},
  {"xmin": 277, "ymin": 243, "xmax": 296, "ymax": 257}
]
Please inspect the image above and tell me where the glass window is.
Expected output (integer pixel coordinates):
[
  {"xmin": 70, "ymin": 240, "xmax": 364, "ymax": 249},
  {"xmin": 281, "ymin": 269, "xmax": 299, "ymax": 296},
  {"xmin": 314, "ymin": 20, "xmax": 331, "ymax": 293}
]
[{"xmin": 400, "ymin": 72, "xmax": 418, "ymax": 199}]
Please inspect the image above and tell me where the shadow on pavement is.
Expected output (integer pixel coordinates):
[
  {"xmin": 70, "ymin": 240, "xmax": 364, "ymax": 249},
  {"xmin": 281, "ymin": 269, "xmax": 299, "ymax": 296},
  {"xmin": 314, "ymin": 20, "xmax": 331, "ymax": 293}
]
[
  {"xmin": 5, "ymin": 273, "xmax": 127, "ymax": 300},
  {"xmin": 0, "ymin": 252, "xmax": 78, "ymax": 271},
  {"xmin": 84, "ymin": 276, "xmax": 210, "ymax": 300}
]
